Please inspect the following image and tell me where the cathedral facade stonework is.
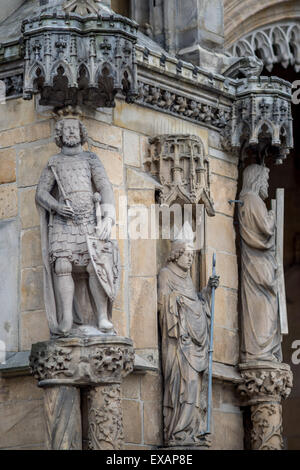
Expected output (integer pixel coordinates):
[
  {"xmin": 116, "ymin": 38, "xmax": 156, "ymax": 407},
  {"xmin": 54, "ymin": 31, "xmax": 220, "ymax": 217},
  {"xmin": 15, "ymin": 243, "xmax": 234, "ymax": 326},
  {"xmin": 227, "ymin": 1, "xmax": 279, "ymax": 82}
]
[{"xmin": 0, "ymin": 0, "xmax": 298, "ymax": 450}]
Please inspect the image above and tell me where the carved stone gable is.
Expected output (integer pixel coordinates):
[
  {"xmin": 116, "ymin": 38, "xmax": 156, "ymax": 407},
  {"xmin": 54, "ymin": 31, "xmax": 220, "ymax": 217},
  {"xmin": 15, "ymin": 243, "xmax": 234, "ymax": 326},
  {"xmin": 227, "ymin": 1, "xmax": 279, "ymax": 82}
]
[{"xmin": 145, "ymin": 134, "xmax": 215, "ymax": 215}]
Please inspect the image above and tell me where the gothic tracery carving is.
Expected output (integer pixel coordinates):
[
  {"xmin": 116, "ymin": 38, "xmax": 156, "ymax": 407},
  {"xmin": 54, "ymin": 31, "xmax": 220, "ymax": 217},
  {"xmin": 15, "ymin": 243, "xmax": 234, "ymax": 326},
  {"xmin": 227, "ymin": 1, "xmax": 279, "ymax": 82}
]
[
  {"xmin": 145, "ymin": 134, "xmax": 215, "ymax": 215},
  {"xmin": 229, "ymin": 22, "xmax": 300, "ymax": 73}
]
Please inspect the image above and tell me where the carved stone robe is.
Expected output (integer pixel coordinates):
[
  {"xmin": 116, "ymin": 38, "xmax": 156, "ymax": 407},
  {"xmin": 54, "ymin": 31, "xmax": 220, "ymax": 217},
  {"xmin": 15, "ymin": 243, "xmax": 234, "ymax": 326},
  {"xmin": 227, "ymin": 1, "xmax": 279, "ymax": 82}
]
[
  {"xmin": 158, "ymin": 264, "xmax": 211, "ymax": 446},
  {"xmin": 239, "ymin": 191, "xmax": 282, "ymax": 363}
]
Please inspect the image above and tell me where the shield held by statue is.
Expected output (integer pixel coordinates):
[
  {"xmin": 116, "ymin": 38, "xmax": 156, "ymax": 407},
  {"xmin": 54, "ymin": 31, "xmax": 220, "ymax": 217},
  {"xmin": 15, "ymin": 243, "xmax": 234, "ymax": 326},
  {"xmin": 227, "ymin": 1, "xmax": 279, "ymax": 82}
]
[{"xmin": 86, "ymin": 236, "xmax": 121, "ymax": 303}]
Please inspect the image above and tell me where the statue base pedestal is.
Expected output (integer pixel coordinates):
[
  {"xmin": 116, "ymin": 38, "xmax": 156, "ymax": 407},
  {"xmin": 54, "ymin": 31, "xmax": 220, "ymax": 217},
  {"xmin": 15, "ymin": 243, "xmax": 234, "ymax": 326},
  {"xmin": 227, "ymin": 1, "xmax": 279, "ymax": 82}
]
[
  {"xmin": 160, "ymin": 446, "xmax": 210, "ymax": 451},
  {"xmin": 30, "ymin": 335, "xmax": 134, "ymax": 450},
  {"xmin": 238, "ymin": 361, "xmax": 293, "ymax": 450},
  {"xmin": 161, "ymin": 434, "xmax": 212, "ymax": 450}
]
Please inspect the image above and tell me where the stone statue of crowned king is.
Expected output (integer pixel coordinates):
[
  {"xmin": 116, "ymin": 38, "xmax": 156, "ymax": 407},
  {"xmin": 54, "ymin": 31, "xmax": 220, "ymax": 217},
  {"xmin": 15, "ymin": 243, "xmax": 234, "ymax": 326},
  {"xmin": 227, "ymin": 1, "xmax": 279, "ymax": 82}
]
[{"xmin": 36, "ymin": 112, "xmax": 120, "ymax": 337}]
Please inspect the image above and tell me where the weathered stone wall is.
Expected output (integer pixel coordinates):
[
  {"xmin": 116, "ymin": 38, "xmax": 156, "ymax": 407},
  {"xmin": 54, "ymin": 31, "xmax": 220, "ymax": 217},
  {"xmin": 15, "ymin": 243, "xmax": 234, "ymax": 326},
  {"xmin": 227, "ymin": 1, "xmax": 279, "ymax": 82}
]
[
  {"xmin": 0, "ymin": 0, "xmax": 24, "ymax": 23},
  {"xmin": 0, "ymin": 96, "xmax": 242, "ymax": 449},
  {"xmin": 0, "ymin": 374, "xmax": 45, "ymax": 450},
  {"xmin": 0, "ymin": 98, "xmax": 53, "ymax": 352}
]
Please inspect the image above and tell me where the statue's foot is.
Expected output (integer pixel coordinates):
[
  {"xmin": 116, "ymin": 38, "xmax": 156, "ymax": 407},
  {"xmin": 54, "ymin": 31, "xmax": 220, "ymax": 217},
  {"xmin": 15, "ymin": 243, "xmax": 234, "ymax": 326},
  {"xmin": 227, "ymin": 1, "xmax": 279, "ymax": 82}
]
[{"xmin": 98, "ymin": 318, "xmax": 114, "ymax": 332}]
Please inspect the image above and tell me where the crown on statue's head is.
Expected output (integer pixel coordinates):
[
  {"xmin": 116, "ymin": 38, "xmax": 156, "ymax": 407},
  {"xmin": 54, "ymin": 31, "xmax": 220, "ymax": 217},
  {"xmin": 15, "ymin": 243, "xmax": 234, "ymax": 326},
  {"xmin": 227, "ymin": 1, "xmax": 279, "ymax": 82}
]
[{"xmin": 53, "ymin": 106, "xmax": 83, "ymax": 121}]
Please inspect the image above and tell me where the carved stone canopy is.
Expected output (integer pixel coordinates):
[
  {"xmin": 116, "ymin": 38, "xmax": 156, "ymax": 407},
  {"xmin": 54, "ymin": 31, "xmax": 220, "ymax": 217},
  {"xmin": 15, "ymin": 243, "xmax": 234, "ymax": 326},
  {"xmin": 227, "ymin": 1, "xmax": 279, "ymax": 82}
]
[
  {"xmin": 22, "ymin": 0, "xmax": 138, "ymax": 109},
  {"xmin": 145, "ymin": 134, "xmax": 215, "ymax": 216},
  {"xmin": 222, "ymin": 76, "xmax": 293, "ymax": 164}
]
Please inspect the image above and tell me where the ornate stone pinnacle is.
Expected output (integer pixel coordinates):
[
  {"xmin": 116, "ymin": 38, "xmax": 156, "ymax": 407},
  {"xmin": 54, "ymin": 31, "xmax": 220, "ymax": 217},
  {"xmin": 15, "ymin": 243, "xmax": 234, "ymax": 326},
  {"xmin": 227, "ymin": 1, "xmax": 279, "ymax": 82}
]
[{"xmin": 63, "ymin": 0, "xmax": 100, "ymax": 15}]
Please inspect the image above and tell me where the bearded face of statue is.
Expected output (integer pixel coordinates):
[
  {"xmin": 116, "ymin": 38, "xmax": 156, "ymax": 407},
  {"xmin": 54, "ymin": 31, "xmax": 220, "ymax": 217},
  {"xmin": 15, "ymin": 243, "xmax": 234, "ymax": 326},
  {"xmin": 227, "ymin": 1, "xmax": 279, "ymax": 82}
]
[
  {"xmin": 62, "ymin": 119, "xmax": 81, "ymax": 148},
  {"xmin": 259, "ymin": 170, "xmax": 269, "ymax": 200}
]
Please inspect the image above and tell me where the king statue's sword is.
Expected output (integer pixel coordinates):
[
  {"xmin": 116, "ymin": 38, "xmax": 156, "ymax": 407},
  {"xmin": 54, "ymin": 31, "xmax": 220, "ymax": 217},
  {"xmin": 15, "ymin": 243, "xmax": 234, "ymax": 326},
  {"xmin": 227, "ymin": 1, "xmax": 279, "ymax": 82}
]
[{"xmin": 49, "ymin": 163, "xmax": 72, "ymax": 208}]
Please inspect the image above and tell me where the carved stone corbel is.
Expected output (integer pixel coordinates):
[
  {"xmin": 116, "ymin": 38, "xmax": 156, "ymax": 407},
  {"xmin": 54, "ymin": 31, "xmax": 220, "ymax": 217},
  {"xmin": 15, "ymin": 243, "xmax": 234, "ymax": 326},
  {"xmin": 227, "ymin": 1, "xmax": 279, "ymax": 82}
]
[
  {"xmin": 238, "ymin": 362, "xmax": 293, "ymax": 450},
  {"xmin": 221, "ymin": 76, "xmax": 293, "ymax": 165},
  {"xmin": 30, "ymin": 336, "xmax": 134, "ymax": 450}
]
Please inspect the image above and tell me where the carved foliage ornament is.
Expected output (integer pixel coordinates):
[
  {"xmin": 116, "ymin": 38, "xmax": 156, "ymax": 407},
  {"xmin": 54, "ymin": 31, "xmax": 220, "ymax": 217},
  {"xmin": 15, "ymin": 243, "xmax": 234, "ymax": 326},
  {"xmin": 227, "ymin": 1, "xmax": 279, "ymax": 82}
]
[
  {"xmin": 221, "ymin": 76, "xmax": 293, "ymax": 164},
  {"xmin": 238, "ymin": 366, "xmax": 293, "ymax": 403},
  {"xmin": 250, "ymin": 403, "xmax": 284, "ymax": 451},
  {"xmin": 145, "ymin": 134, "xmax": 215, "ymax": 215},
  {"xmin": 30, "ymin": 338, "xmax": 134, "ymax": 386},
  {"xmin": 22, "ymin": 0, "xmax": 138, "ymax": 108},
  {"xmin": 137, "ymin": 82, "xmax": 230, "ymax": 130},
  {"xmin": 238, "ymin": 363, "xmax": 293, "ymax": 450},
  {"xmin": 88, "ymin": 385, "xmax": 124, "ymax": 450}
]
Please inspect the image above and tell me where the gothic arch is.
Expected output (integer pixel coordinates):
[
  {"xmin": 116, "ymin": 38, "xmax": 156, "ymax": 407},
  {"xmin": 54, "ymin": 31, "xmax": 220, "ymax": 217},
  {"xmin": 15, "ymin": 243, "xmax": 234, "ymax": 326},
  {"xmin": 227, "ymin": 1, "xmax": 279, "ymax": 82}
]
[
  {"xmin": 228, "ymin": 21, "xmax": 300, "ymax": 72},
  {"xmin": 224, "ymin": 0, "xmax": 300, "ymax": 46}
]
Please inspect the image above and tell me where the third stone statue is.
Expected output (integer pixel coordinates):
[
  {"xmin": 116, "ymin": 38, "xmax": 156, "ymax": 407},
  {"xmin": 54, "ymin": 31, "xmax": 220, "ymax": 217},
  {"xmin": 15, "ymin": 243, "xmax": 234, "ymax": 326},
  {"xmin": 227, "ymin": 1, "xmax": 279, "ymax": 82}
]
[
  {"xmin": 239, "ymin": 164, "xmax": 282, "ymax": 363},
  {"xmin": 36, "ymin": 114, "xmax": 120, "ymax": 337},
  {"xmin": 158, "ymin": 232, "xmax": 219, "ymax": 447}
]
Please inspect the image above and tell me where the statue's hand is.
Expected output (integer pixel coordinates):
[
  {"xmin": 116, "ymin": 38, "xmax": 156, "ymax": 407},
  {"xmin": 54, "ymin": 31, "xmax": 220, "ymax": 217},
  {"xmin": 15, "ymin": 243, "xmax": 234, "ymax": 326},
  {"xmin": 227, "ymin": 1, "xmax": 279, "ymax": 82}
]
[
  {"xmin": 55, "ymin": 203, "xmax": 74, "ymax": 219},
  {"xmin": 208, "ymin": 275, "xmax": 220, "ymax": 290},
  {"xmin": 98, "ymin": 217, "xmax": 113, "ymax": 240}
]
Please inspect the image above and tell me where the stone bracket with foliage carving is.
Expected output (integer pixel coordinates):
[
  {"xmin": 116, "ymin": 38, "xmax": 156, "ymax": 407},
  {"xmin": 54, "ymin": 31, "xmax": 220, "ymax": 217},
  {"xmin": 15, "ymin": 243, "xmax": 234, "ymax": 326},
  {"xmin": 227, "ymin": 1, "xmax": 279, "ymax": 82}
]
[
  {"xmin": 238, "ymin": 361, "xmax": 293, "ymax": 405},
  {"xmin": 238, "ymin": 361, "xmax": 293, "ymax": 450},
  {"xmin": 30, "ymin": 335, "xmax": 134, "ymax": 387}
]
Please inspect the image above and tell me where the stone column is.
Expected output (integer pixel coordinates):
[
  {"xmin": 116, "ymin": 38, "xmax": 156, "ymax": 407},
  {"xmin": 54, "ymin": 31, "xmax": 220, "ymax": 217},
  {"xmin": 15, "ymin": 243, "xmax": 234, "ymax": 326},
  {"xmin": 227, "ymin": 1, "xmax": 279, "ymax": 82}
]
[
  {"xmin": 30, "ymin": 335, "xmax": 134, "ymax": 451},
  {"xmin": 44, "ymin": 386, "xmax": 82, "ymax": 450},
  {"xmin": 238, "ymin": 362, "xmax": 293, "ymax": 450},
  {"xmin": 87, "ymin": 384, "xmax": 124, "ymax": 450}
]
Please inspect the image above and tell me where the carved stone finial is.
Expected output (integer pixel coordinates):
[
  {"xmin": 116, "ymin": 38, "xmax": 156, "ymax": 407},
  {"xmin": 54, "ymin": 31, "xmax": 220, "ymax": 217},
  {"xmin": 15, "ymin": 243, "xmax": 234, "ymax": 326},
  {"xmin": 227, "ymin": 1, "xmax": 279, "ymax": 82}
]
[{"xmin": 63, "ymin": 0, "xmax": 100, "ymax": 15}]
